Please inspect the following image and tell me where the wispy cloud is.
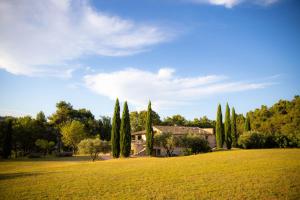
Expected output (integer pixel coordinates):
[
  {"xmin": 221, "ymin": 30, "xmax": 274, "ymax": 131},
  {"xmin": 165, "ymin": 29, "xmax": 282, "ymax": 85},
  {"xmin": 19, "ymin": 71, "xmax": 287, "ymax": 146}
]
[
  {"xmin": 0, "ymin": 0, "xmax": 173, "ymax": 77},
  {"xmin": 188, "ymin": 0, "xmax": 280, "ymax": 8},
  {"xmin": 0, "ymin": 108, "xmax": 30, "ymax": 117},
  {"xmin": 84, "ymin": 68, "xmax": 273, "ymax": 110}
]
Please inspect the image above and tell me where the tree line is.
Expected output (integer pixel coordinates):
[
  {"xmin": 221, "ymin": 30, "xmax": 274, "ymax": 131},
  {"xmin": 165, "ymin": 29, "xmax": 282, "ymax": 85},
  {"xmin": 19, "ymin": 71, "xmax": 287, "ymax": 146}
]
[
  {"xmin": 1, "ymin": 95, "xmax": 299, "ymax": 159},
  {"xmin": 0, "ymin": 101, "xmax": 112, "ymax": 158},
  {"xmin": 215, "ymin": 95, "xmax": 300, "ymax": 149}
]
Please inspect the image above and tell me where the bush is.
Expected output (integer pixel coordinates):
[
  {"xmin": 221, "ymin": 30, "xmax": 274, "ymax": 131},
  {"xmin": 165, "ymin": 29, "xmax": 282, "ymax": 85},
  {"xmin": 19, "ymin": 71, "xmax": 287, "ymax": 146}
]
[
  {"xmin": 154, "ymin": 132, "xmax": 180, "ymax": 157},
  {"xmin": 183, "ymin": 148, "xmax": 193, "ymax": 156},
  {"xmin": 35, "ymin": 139, "xmax": 55, "ymax": 156},
  {"xmin": 238, "ymin": 131, "xmax": 300, "ymax": 149},
  {"xmin": 55, "ymin": 151, "xmax": 73, "ymax": 157},
  {"xmin": 264, "ymin": 134, "xmax": 278, "ymax": 148},
  {"xmin": 275, "ymin": 133, "xmax": 300, "ymax": 148},
  {"xmin": 238, "ymin": 132, "xmax": 266, "ymax": 149},
  {"xmin": 78, "ymin": 138, "xmax": 110, "ymax": 161},
  {"xmin": 180, "ymin": 134, "xmax": 211, "ymax": 154},
  {"xmin": 27, "ymin": 153, "xmax": 43, "ymax": 158}
]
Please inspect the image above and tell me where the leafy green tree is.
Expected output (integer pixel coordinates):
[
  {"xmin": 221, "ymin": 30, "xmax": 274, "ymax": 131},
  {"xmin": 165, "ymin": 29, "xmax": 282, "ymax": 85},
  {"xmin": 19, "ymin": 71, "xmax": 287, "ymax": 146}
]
[
  {"xmin": 154, "ymin": 132, "xmax": 179, "ymax": 157},
  {"xmin": 75, "ymin": 108, "xmax": 100, "ymax": 136},
  {"xmin": 224, "ymin": 103, "xmax": 232, "ymax": 149},
  {"xmin": 2, "ymin": 118, "xmax": 13, "ymax": 159},
  {"xmin": 120, "ymin": 101, "xmax": 131, "ymax": 157},
  {"xmin": 35, "ymin": 111, "xmax": 57, "ymax": 144},
  {"xmin": 48, "ymin": 102, "xmax": 101, "ymax": 152},
  {"xmin": 130, "ymin": 110, "xmax": 161, "ymax": 132},
  {"xmin": 139, "ymin": 110, "xmax": 161, "ymax": 127},
  {"xmin": 180, "ymin": 134, "xmax": 211, "ymax": 154},
  {"xmin": 99, "ymin": 116, "xmax": 112, "ymax": 141},
  {"xmin": 61, "ymin": 120, "xmax": 87, "ymax": 154},
  {"xmin": 13, "ymin": 116, "xmax": 42, "ymax": 156},
  {"xmin": 111, "ymin": 98, "xmax": 121, "ymax": 158},
  {"xmin": 198, "ymin": 116, "xmax": 215, "ymax": 128},
  {"xmin": 162, "ymin": 114, "xmax": 186, "ymax": 126},
  {"xmin": 49, "ymin": 101, "xmax": 75, "ymax": 127},
  {"xmin": 184, "ymin": 116, "xmax": 215, "ymax": 128},
  {"xmin": 35, "ymin": 139, "xmax": 55, "ymax": 156},
  {"xmin": 78, "ymin": 138, "xmax": 111, "ymax": 161},
  {"xmin": 130, "ymin": 111, "xmax": 140, "ymax": 132},
  {"xmin": 36, "ymin": 111, "xmax": 47, "ymax": 123},
  {"xmin": 48, "ymin": 101, "xmax": 76, "ymax": 152},
  {"xmin": 216, "ymin": 104, "xmax": 223, "ymax": 148},
  {"xmin": 236, "ymin": 114, "xmax": 245, "ymax": 137},
  {"xmin": 231, "ymin": 107, "xmax": 238, "ymax": 147},
  {"xmin": 245, "ymin": 114, "xmax": 251, "ymax": 132},
  {"xmin": 238, "ymin": 131, "xmax": 266, "ymax": 149},
  {"xmin": 145, "ymin": 101, "xmax": 154, "ymax": 156}
]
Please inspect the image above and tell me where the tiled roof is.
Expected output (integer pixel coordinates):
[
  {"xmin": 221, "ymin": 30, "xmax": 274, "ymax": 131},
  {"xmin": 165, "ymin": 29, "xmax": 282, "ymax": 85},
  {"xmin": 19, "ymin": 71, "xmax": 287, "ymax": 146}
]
[
  {"xmin": 131, "ymin": 125, "xmax": 213, "ymax": 135},
  {"xmin": 154, "ymin": 125, "xmax": 213, "ymax": 135}
]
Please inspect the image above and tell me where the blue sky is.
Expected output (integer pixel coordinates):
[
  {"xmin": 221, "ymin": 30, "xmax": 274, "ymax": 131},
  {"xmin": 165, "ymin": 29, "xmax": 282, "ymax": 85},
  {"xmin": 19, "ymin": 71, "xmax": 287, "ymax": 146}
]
[{"xmin": 0, "ymin": 0, "xmax": 299, "ymax": 120}]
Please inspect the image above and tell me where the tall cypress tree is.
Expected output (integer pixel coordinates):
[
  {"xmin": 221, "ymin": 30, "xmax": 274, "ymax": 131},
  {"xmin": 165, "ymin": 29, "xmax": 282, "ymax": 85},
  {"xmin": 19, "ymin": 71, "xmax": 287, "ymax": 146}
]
[
  {"xmin": 224, "ymin": 103, "xmax": 232, "ymax": 149},
  {"xmin": 245, "ymin": 113, "xmax": 251, "ymax": 132},
  {"xmin": 120, "ymin": 101, "xmax": 131, "ymax": 157},
  {"xmin": 3, "ymin": 119, "xmax": 12, "ymax": 159},
  {"xmin": 231, "ymin": 107, "xmax": 237, "ymax": 147},
  {"xmin": 111, "ymin": 98, "xmax": 121, "ymax": 158},
  {"xmin": 145, "ymin": 101, "xmax": 153, "ymax": 156},
  {"xmin": 216, "ymin": 104, "xmax": 223, "ymax": 149}
]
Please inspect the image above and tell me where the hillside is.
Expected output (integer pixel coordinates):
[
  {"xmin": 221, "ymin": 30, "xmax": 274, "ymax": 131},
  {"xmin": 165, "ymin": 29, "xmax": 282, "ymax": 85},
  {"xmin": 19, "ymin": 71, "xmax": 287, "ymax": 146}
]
[{"xmin": 0, "ymin": 149, "xmax": 299, "ymax": 200}]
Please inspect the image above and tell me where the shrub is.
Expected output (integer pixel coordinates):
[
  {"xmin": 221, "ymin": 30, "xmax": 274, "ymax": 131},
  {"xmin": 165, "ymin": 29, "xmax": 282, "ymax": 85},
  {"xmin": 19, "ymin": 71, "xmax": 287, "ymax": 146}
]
[
  {"xmin": 27, "ymin": 153, "xmax": 43, "ymax": 158},
  {"xmin": 55, "ymin": 152, "xmax": 73, "ymax": 157},
  {"xmin": 183, "ymin": 148, "xmax": 193, "ymax": 156},
  {"xmin": 238, "ymin": 131, "xmax": 266, "ymax": 149},
  {"xmin": 154, "ymin": 132, "xmax": 180, "ymax": 157},
  {"xmin": 238, "ymin": 131, "xmax": 300, "ymax": 149},
  {"xmin": 78, "ymin": 138, "xmax": 110, "ymax": 161},
  {"xmin": 275, "ymin": 133, "xmax": 300, "ymax": 148},
  {"xmin": 180, "ymin": 134, "xmax": 211, "ymax": 154},
  {"xmin": 264, "ymin": 134, "xmax": 278, "ymax": 148},
  {"xmin": 35, "ymin": 139, "xmax": 55, "ymax": 156}
]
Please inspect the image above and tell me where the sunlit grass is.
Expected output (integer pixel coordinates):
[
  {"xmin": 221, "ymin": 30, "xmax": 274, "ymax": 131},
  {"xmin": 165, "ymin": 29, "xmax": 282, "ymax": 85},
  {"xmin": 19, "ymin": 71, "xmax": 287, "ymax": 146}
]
[{"xmin": 0, "ymin": 149, "xmax": 299, "ymax": 200}]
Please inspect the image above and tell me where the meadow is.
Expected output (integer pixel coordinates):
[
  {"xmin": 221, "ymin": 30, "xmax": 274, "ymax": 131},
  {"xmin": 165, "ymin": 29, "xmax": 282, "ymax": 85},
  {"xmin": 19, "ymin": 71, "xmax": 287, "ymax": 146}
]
[{"xmin": 0, "ymin": 149, "xmax": 299, "ymax": 200}]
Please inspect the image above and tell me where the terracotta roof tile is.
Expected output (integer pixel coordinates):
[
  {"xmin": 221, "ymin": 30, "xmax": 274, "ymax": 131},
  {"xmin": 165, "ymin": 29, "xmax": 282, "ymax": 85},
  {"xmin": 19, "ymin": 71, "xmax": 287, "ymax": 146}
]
[{"xmin": 131, "ymin": 125, "xmax": 214, "ymax": 135}]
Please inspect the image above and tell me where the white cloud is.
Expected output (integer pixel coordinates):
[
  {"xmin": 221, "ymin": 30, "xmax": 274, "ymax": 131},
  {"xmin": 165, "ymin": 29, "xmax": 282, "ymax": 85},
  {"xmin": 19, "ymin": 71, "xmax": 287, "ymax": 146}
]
[
  {"xmin": 189, "ymin": 0, "xmax": 279, "ymax": 8},
  {"xmin": 0, "ymin": 108, "xmax": 30, "ymax": 117},
  {"xmin": 84, "ymin": 68, "xmax": 272, "ymax": 110},
  {"xmin": 0, "ymin": 0, "xmax": 172, "ymax": 77}
]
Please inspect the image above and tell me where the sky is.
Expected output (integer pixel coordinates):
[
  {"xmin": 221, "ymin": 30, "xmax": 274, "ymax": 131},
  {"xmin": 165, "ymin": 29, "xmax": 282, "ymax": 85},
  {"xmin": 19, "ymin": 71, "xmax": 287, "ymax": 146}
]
[{"xmin": 0, "ymin": 0, "xmax": 299, "ymax": 120}]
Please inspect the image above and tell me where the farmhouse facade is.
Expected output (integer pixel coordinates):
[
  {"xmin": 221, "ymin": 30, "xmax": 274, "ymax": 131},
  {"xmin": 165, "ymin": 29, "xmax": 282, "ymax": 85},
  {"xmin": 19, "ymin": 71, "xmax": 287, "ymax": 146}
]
[{"xmin": 131, "ymin": 125, "xmax": 215, "ymax": 156}]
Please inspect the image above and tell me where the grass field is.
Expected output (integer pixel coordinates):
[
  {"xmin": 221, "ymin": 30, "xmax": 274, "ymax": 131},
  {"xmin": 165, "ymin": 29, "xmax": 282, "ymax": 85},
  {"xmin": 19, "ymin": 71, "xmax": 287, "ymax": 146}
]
[{"xmin": 0, "ymin": 149, "xmax": 299, "ymax": 200}]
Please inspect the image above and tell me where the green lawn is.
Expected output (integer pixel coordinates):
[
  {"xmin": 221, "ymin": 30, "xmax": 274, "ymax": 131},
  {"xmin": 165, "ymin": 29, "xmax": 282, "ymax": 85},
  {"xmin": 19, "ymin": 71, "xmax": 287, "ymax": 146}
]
[{"xmin": 0, "ymin": 149, "xmax": 299, "ymax": 200}]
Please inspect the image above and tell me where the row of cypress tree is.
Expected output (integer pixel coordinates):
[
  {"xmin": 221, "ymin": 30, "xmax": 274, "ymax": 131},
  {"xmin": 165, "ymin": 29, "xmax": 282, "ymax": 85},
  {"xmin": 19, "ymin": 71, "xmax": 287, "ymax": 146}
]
[
  {"xmin": 111, "ymin": 99, "xmax": 131, "ymax": 158},
  {"xmin": 145, "ymin": 101, "xmax": 154, "ymax": 156},
  {"xmin": 111, "ymin": 99, "xmax": 154, "ymax": 158},
  {"xmin": 216, "ymin": 103, "xmax": 251, "ymax": 149}
]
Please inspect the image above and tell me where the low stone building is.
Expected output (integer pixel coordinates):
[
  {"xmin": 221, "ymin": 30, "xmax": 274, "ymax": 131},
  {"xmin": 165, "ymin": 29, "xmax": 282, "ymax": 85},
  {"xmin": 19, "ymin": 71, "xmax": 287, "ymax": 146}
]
[{"xmin": 131, "ymin": 125, "xmax": 215, "ymax": 156}]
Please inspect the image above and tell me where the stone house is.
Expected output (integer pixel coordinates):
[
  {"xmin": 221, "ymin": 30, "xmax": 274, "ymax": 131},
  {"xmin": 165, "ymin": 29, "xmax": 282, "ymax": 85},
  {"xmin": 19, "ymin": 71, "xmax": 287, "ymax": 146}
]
[{"xmin": 131, "ymin": 125, "xmax": 215, "ymax": 156}]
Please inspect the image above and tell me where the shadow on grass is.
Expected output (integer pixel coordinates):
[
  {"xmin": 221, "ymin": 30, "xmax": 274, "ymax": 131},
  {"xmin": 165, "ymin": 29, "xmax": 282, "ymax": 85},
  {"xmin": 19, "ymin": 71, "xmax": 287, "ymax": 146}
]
[
  {"xmin": 0, "ymin": 155, "xmax": 113, "ymax": 162},
  {"xmin": 0, "ymin": 171, "xmax": 60, "ymax": 180},
  {"xmin": 0, "ymin": 156, "xmax": 92, "ymax": 162}
]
